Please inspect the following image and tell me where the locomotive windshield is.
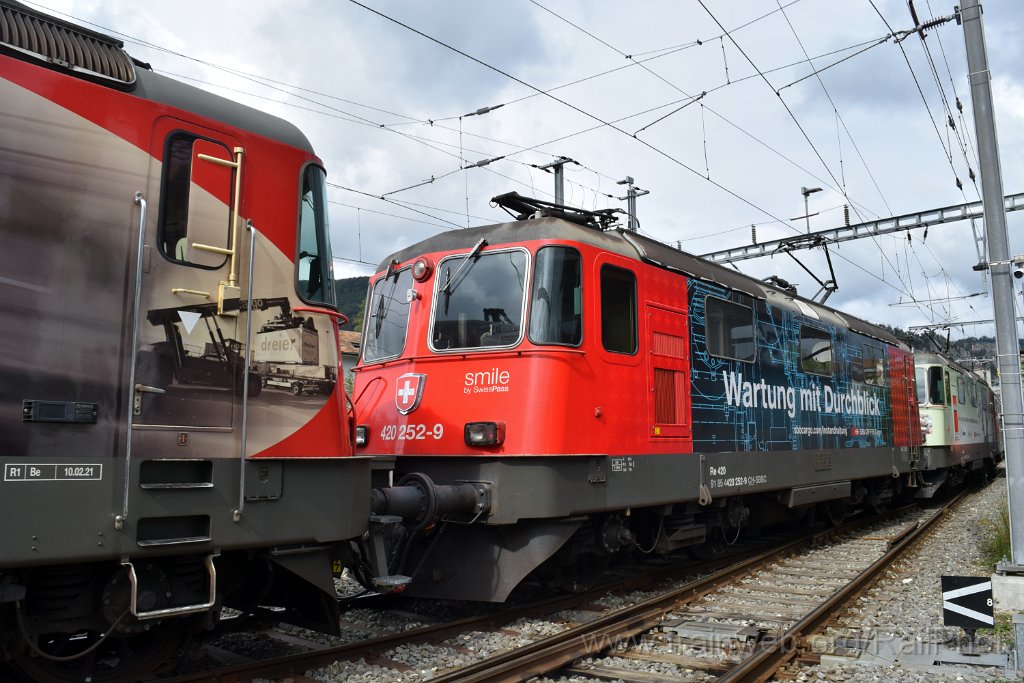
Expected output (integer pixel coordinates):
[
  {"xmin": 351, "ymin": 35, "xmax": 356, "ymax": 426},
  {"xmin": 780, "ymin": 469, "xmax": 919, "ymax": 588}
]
[
  {"xmin": 297, "ymin": 165, "xmax": 336, "ymax": 306},
  {"xmin": 431, "ymin": 248, "xmax": 528, "ymax": 351},
  {"xmin": 363, "ymin": 267, "xmax": 413, "ymax": 362}
]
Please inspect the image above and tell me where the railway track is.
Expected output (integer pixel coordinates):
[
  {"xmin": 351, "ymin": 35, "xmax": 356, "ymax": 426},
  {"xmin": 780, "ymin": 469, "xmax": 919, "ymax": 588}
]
[{"xmin": 158, "ymin": 490, "xmax": 971, "ymax": 682}]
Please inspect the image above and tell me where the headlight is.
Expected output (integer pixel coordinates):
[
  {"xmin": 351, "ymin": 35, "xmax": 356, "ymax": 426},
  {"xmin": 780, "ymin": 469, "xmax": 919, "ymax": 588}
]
[
  {"xmin": 355, "ymin": 425, "xmax": 369, "ymax": 447},
  {"xmin": 464, "ymin": 421, "xmax": 505, "ymax": 447},
  {"xmin": 412, "ymin": 257, "xmax": 433, "ymax": 281}
]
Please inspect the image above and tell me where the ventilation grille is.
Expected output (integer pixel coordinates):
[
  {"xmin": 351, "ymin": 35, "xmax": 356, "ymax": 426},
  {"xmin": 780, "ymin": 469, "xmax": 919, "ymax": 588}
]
[{"xmin": 0, "ymin": 1, "xmax": 135, "ymax": 86}]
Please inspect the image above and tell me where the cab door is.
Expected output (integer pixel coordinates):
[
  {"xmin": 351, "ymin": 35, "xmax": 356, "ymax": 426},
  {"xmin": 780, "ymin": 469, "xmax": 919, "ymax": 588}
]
[
  {"xmin": 132, "ymin": 119, "xmax": 245, "ymax": 430},
  {"xmin": 118, "ymin": 119, "xmax": 248, "ymax": 536}
]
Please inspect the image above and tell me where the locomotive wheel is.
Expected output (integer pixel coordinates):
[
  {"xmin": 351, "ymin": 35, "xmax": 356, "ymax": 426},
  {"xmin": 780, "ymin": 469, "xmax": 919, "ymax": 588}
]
[
  {"xmin": 824, "ymin": 500, "xmax": 848, "ymax": 526},
  {"xmin": 9, "ymin": 619, "xmax": 192, "ymax": 683}
]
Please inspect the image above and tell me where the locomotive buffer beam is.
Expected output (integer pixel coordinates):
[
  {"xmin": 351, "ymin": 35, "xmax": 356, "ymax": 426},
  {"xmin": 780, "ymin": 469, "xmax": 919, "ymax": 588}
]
[{"xmin": 371, "ymin": 472, "xmax": 492, "ymax": 529}]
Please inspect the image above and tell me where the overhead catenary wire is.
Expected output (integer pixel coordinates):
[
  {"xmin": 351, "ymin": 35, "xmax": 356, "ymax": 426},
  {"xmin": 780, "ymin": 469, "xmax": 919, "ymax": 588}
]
[
  {"xmin": 923, "ymin": 0, "xmax": 981, "ymax": 171},
  {"xmin": 34, "ymin": 1, "xmax": 999, "ymax": 333},
  {"xmin": 520, "ymin": 0, "xmax": 891, "ymax": 219},
  {"xmin": 500, "ymin": 7, "xmax": 903, "ymax": 222},
  {"xmin": 526, "ymin": 0, "xmax": 929, "ymax": 309},
  {"xmin": 699, "ymin": 1, "xmax": 932, "ymax": 319},
  {"xmin": 346, "ymin": 0, "xmax": 796, "ymax": 230},
  {"xmin": 65, "ymin": 0, "xmax": 901, "ymax": 227},
  {"xmin": 866, "ymin": 0, "xmax": 971, "ymax": 196},
  {"xmin": 773, "ymin": 1, "xmax": 921, "ymax": 303}
]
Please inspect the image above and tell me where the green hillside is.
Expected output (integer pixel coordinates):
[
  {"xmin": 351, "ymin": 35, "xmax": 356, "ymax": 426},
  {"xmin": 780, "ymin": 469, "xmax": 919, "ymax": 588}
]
[{"xmin": 335, "ymin": 276, "xmax": 369, "ymax": 331}]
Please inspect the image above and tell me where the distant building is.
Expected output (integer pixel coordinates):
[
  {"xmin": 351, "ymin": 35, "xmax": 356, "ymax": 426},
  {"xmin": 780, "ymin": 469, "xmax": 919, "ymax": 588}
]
[{"xmin": 338, "ymin": 330, "xmax": 362, "ymax": 382}]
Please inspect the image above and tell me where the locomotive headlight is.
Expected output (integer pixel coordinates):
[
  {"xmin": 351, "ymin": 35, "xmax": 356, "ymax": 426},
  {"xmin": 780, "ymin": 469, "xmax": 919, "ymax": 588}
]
[
  {"xmin": 354, "ymin": 425, "xmax": 369, "ymax": 447},
  {"xmin": 464, "ymin": 421, "xmax": 505, "ymax": 447},
  {"xmin": 412, "ymin": 257, "xmax": 433, "ymax": 282}
]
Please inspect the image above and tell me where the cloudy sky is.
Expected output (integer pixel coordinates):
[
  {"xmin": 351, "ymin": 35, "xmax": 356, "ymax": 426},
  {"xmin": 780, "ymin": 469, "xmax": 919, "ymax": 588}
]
[{"xmin": 32, "ymin": 0, "xmax": 1024, "ymax": 339}]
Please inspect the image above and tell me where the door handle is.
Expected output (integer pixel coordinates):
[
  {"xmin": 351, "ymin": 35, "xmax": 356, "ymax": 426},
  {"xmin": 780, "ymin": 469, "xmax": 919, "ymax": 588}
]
[{"xmin": 133, "ymin": 383, "xmax": 166, "ymax": 416}]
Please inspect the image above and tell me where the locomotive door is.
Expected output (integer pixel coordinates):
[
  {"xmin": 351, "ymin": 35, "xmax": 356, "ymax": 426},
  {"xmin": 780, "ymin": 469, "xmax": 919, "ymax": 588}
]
[
  {"xmin": 119, "ymin": 117, "xmax": 250, "ymax": 531},
  {"xmin": 132, "ymin": 119, "xmax": 245, "ymax": 431},
  {"xmin": 647, "ymin": 304, "xmax": 691, "ymax": 439}
]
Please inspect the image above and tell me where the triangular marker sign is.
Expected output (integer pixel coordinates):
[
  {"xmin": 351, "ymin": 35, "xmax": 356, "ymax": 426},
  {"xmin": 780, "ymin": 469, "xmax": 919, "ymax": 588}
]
[{"xmin": 178, "ymin": 310, "xmax": 202, "ymax": 334}]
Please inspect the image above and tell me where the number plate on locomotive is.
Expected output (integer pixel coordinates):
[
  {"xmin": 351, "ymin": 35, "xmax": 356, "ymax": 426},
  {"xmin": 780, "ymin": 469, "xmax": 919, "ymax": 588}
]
[
  {"xmin": 4, "ymin": 464, "xmax": 102, "ymax": 481},
  {"xmin": 379, "ymin": 424, "xmax": 445, "ymax": 441}
]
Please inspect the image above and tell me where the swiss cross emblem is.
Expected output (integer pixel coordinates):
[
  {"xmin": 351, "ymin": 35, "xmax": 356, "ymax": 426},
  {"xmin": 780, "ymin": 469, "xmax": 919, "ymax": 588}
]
[{"xmin": 395, "ymin": 373, "xmax": 426, "ymax": 415}]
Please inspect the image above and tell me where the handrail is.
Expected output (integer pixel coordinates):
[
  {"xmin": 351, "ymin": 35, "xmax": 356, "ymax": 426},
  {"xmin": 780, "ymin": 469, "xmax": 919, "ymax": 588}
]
[
  {"xmin": 293, "ymin": 306, "xmax": 349, "ymax": 325},
  {"xmin": 122, "ymin": 554, "xmax": 218, "ymax": 620},
  {"xmin": 235, "ymin": 222, "xmax": 257, "ymax": 523},
  {"xmin": 118, "ymin": 191, "xmax": 147, "ymax": 531}
]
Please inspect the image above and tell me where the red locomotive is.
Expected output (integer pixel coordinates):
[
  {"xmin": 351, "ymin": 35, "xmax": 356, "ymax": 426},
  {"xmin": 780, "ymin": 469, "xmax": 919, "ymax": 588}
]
[
  {"xmin": 0, "ymin": 3, "xmax": 381, "ymax": 680},
  {"xmin": 354, "ymin": 194, "xmax": 998, "ymax": 601}
]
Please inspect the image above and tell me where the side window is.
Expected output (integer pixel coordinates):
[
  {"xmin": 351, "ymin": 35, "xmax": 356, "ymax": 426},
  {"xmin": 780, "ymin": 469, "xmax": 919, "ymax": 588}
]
[
  {"xmin": 297, "ymin": 165, "xmax": 336, "ymax": 306},
  {"xmin": 600, "ymin": 265, "xmax": 637, "ymax": 354},
  {"xmin": 956, "ymin": 375, "xmax": 966, "ymax": 406},
  {"xmin": 158, "ymin": 133, "xmax": 233, "ymax": 268},
  {"xmin": 705, "ymin": 297, "xmax": 754, "ymax": 363},
  {"xmin": 862, "ymin": 344, "xmax": 887, "ymax": 386},
  {"xmin": 927, "ymin": 366, "xmax": 946, "ymax": 405},
  {"xmin": 799, "ymin": 326, "xmax": 833, "ymax": 377},
  {"xmin": 529, "ymin": 246, "xmax": 582, "ymax": 346}
]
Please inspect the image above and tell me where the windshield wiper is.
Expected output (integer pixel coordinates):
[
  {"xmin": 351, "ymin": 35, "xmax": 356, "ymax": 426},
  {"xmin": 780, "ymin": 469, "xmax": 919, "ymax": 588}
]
[
  {"xmin": 373, "ymin": 291, "xmax": 386, "ymax": 338},
  {"xmin": 443, "ymin": 238, "xmax": 487, "ymax": 314},
  {"xmin": 373, "ymin": 262, "xmax": 403, "ymax": 339}
]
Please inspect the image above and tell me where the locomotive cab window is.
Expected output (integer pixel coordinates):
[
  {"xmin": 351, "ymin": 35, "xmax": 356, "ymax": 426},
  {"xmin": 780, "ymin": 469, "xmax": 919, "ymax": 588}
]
[
  {"xmin": 705, "ymin": 297, "xmax": 754, "ymax": 363},
  {"xmin": 600, "ymin": 265, "xmax": 637, "ymax": 354},
  {"xmin": 158, "ymin": 133, "xmax": 234, "ymax": 268},
  {"xmin": 363, "ymin": 266, "xmax": 413, "ymax": 362},
  {"xmin": 915, "ymin": 367, "xmax": 927, "ymax": 404},
  {"xmin": 799, "ymin": 326, "xmax": 833, "ymax": 377},
  {"xmin": 920, "ymin": 365, "xmax": 946, "ymax": 405},
  {"xmin": 430, "ymin": 248, "xmax": 528, "ymax": 351},
  {"xmin": 529, "ymin": 246, "xmax": 582, "ymax": 346},
  {"xmin": 297, "ymin": 165, "xmax": 336, "ymax": 306}
]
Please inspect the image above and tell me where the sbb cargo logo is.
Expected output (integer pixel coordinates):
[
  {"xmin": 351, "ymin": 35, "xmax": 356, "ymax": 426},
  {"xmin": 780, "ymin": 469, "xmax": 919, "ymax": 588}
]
[{"xmin": 395, "ymin": 373, "xmax": 426, "ymax": 415}]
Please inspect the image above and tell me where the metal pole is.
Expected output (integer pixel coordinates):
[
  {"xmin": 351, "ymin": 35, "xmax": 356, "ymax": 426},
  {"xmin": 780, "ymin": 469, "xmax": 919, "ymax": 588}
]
[
  {"xmin": 626, "ymin": 178, "xmax": 636, "ymax": 232},
  {"xmin": 537, "ymin": 156, "xmax": 573, "ymax": 206},
  {"xmin": 961, "ymin": 0, "xmax": 1024, "ymax": 567},
  {"xmin": 617, "ymin": 176, "xmax": 649, "ymax": 232}
]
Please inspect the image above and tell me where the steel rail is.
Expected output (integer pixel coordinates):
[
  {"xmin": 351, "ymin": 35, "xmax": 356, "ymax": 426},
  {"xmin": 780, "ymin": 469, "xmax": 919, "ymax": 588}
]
[
  {"xmin": 156, "ymin": 503, "xmax": 931, "ymax": 682},
  {"xmin": 422, "ymin": 498, "xmax": 962, "ymax": 683},
  {"xmin": 423, "ymin": 521, "xmax": 876, "ymax": 683},
  {"xmin": 717, "ymin": 489, "xmax": 969, "ymax": 682},
  {"xmin": 158, "ymin": 533, "xmax": 815, "ymax": 682}
]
